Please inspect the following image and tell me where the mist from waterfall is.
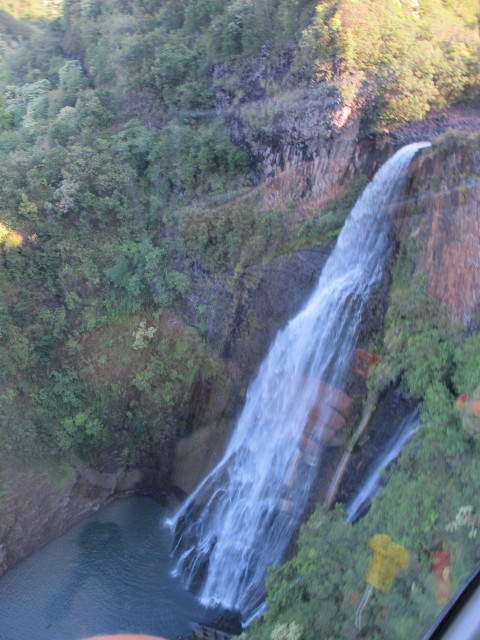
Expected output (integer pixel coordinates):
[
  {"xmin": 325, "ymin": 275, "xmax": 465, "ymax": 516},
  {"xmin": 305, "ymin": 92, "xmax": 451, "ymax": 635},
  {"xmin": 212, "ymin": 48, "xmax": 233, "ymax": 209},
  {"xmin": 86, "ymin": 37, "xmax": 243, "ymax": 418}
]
[{"xmin": 170, "ymin": 142, "xmax": 430, "ymax": 617}]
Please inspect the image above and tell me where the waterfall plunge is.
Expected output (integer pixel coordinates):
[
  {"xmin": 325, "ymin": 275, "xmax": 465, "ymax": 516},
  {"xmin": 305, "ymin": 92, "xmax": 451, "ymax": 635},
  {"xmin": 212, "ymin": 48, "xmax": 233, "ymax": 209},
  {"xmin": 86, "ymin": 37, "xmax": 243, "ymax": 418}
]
[{"xmin": 171, "ymin": 142, "xmax": 430, "ymax": 617}]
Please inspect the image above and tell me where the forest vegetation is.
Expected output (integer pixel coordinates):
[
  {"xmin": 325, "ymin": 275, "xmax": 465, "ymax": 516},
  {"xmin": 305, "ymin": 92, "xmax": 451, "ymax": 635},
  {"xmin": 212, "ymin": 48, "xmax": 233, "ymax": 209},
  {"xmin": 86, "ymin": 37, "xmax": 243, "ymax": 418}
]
[
  {"xmin": 0, "ymin": 0, "xmax": 477, "ymax": 466},
  {"xmin": 0, "ymin": 1, "xmax": 479, "ymax": 638}
]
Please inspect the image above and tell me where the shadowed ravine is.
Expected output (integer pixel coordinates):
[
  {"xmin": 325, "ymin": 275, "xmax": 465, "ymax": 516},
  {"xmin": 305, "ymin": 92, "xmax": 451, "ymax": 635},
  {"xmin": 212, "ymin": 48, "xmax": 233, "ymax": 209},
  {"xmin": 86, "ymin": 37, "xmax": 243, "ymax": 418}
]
[{"xmin": 170, "ymin": 142, "xmax": 430, "ymax": 618}]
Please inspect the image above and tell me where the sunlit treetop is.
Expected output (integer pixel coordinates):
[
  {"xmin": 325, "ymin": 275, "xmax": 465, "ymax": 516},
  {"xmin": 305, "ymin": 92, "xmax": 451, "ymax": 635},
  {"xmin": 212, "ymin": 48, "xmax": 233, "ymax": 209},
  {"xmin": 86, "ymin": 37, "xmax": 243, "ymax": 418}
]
[{"xmin": 0, "ymin": 0, "xmax": 62, "ymax": 21}]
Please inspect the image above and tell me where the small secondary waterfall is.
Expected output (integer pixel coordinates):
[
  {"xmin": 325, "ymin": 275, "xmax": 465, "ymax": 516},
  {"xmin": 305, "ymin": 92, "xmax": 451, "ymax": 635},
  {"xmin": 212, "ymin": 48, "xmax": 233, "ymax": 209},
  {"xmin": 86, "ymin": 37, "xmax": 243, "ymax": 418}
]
[
  {"xmin": 171, "ymin": 142, "xmax": 430, "ymax": 617},
  {"xmin": 346, "ymin": 406, "xmax": 420, "ymax": 523}
]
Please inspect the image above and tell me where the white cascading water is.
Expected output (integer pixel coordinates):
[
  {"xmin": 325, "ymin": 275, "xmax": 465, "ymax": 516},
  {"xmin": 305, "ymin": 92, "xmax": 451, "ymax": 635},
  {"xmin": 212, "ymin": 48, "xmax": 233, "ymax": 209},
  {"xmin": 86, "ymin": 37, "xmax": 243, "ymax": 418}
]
[
  {"xmin": 170, "ymin": 142, "xmax": 430, "ymax": 617},
  {"xmin": 346, "ymin": 406, "xmax": 420, "ymax": 523}
]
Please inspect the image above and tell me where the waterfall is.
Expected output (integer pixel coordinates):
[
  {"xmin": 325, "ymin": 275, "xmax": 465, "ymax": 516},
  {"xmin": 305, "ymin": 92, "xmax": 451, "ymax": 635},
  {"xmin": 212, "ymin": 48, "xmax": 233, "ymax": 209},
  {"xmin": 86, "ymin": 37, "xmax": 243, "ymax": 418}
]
[
  {"xmin": 170, "ymin": 142, "xmax": 430, "ymax": 617},
  {"xmin": 346, "ymin": 406, "xmax": 420, "ymax": 523}
]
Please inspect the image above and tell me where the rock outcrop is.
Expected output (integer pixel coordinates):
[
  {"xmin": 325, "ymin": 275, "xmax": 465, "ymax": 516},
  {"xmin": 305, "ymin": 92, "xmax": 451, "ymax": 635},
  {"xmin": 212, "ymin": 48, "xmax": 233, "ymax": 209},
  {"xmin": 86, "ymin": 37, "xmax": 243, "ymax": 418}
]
[
  {"xmin": 0, "ymin": 465, "xmax": 147, "ymax": 577},
  {"xmin": 172, "ymin": 242, "xmax": 335, "ymax": 498},
  {"xmin": 399, "ymin": 131, "xmax": 480, "ymax": 329},
  {"xmin": 226, "ymin": 82, "xmax": 394, "ymax": 213}
]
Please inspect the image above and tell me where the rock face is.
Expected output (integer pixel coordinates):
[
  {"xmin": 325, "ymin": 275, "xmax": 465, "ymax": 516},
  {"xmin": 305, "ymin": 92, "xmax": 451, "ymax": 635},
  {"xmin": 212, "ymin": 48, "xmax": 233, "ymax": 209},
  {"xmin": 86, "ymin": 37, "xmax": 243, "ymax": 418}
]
[
  {"xmin": 400, "ymin": 132, "xmax": 480, "ymax": 329},
  {"xmin": 228, "ymin": 84, "xmax": 395, "ymax": 214},
  {"xmin": 223, "ymin": 245, "xmax": 335, "ymax": 374},
  {"xmin": 0, "ymin": 465, "xmax": 149, "ymax": 577},
  {"xmin": 173, "ymin": 244, "xmax": 335, "ymax": 498}
]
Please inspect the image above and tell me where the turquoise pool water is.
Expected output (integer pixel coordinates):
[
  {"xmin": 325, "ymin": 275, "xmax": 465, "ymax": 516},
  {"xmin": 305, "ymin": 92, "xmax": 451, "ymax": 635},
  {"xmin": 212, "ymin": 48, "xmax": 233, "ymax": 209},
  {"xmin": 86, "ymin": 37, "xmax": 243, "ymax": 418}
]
[{"xmin": 0, "ymin": 496, "xmax": 212, "ymax": 640}]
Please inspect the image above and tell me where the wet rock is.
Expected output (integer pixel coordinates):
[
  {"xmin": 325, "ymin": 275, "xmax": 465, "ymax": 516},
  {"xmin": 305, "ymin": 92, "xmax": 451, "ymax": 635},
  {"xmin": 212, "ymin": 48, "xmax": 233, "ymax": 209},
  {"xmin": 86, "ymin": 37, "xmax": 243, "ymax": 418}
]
[
  {"xmin": 206, "ymin": 609, "xmax": 243, "ymax": 635},
  {"xmin": 173, "ymin": 418, "xmax": 233, "ymax": 497},
  {"xmin": 0, "ymin": 544, "xmax": 6, "ymax": 576},
  {"xmin": 336, "ymin": 388, "xmax": 418, "ymax": 509}
]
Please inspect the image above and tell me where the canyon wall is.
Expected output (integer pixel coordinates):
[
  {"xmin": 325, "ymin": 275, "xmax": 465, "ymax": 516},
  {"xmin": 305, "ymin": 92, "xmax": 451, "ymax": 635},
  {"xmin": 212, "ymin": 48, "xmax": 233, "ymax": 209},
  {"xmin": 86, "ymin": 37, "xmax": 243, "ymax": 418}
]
[
  {"xmin": 2, "ymin": 105, "xmax": 479, "ymax": 578},
  {"xmin": 400, "ymin": 131, "xmax": 480, "ymax": 330}
]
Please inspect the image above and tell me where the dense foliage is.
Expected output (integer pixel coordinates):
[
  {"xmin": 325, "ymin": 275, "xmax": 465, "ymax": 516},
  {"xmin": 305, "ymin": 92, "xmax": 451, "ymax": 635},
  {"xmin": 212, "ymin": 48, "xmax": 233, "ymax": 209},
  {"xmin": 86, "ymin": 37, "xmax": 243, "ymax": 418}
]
[
  {"xmin": 0, "ymin": 0, "xmax": 385, "ymax": 469},
  {"xmin": 0, "ymin": 5, "xmax": 251, "ymax": 468},
  {"xmin": 298, "ymin": 0, "xmax": 480, "ymax": 124},
  {"xmin": 0, "ymin": 1, "xmax": 478, "ymax": 637},
  {"xmin": 57, "ymin": 0, "xmax": 480, "ymax": 127},
  {"xmin": 248, "ymin": 313, "xmax": 480, "ymax": 639}
]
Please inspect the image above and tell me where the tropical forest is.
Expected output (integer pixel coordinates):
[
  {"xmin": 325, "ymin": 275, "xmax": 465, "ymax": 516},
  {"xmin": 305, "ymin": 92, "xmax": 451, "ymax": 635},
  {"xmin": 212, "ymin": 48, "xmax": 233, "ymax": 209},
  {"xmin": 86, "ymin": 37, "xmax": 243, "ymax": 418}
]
[{"xmin": 0, "ymin": 1, "xmax": 479, "ymax": 639}]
